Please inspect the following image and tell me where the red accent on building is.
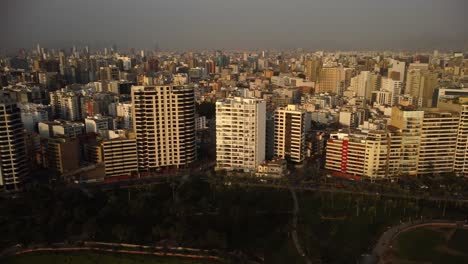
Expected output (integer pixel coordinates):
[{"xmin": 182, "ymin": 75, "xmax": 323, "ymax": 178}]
[
  {"xmin": 341, "ymin": 140, "xmax": 349, "ymax": 172},
  {"xmin": 87, "ymin": 101, "xmax": 94, "ymax": 116},
  {"xmin": 331, "ymin": 171, "xmax": 362, "ymax": 181}
]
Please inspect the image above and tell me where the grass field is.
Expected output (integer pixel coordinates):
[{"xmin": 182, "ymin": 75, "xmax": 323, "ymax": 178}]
[
  {"xmin": 2, "ymin": 251, "xmax": 221, "ymax": 264},
  {"xmin": 395, "ymin": 227, "xmax": 468, "ymax": 264}
]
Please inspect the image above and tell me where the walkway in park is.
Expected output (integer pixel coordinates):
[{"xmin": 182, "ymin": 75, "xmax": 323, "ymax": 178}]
[{"xmin": 289, "ymin": 184, "xmax": 315, "ymax": 264}]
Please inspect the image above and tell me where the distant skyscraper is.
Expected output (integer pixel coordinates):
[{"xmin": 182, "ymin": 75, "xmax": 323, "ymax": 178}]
[
  {"xmin": 59, "ymin": 51, "xmax": 67, "ymax": 76},
  {"xmin": 316, "ymin": 67, "xmax": 344, "ymax": 94},
  {"xmin": 0, "ymin": 92, "xmax": 30, "ymax": 191},
  {"xmin": 216, "ymin": 97, "xmax": 266, "ymax": 172},
  {"xmin": 305, "ymin": 57, "xmax": 322, "ymax": 83},
  {"xmin": 216, "ymin": 54, "xmax": 229, "ymax": 69},
  {"xmin": 147, "ymin": 58, "xmax": 159, "ymax": 72},
  {"xmin": 131, "ymin": 85, "xmax": 196, "ymax": 170}
]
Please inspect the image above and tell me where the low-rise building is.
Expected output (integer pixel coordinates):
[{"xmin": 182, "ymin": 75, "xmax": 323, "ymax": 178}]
[{"xmin": 256, "ymin": 159, "xmax": 288, "ymax": 178}]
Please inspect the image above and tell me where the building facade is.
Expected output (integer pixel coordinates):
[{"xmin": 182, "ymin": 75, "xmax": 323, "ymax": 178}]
[
  {"xmin": 454, "ymin": 105, "xmax": 468, "ymax": 176},
  {"xmin": 274, "ymin": 104, "xmax": 306, "ymax": 163},
  {"xmin": 101, "ymin": 135, "xmax": 138, "ymax": 177},
  {"xmin": 0, "ymin": 93, "xmax": 30, "ymax": 190},
  {"xmin": 216, "ymin": 97, "xmax": 266, "ymax": 172},
  {"xmin": 131, "ymin": 85, "xmax": 196, "ymax": 170},
  {"xmin": 418, "ymin": 110, "xmax": 460, "ymax": 174}
]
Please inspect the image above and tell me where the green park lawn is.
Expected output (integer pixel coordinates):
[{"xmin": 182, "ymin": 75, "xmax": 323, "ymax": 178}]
[
  {"xmin": 396, "ymin": 227, "xmax": 468, "ymax": 264},
  {"xmin": 3, "ymin": 251, "xmax": 220, "ymax": 264}
]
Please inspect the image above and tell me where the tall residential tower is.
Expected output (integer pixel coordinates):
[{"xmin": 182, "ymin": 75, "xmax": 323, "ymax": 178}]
[
  {"xmin": 0, "ymin": 92, "xmax": 30, "ymax": 190},
  {"xmin": 131, "ymin": 85, "xmax": 196, "ymax": 170},
  {"xmin": 274, "ymin": 105, "xmax": 306, "ymax": 163},
  {"xmin": 216, "ymin": 97, "xmax": 266, "ymax": 172}
]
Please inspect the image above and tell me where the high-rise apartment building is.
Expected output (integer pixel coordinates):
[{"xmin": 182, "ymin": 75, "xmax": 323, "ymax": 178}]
[
  {"xmin": 418, "ymin": 110, "xmax": 460, "ymax": 174},
  {"xmin": 131, "ymin": 85, "xmax": 196, "ymax": 170},
  {"xmin": 216, "ymin": 97, "xmax": 266, "ymax": 172},
  {"xmin": 0, "ymin": 92, "xmax": 30, "ymax": 190},
  {"xmin": 326, "ymin": 106, "xmax": 468, "ymax": 178},
  {"xmin": 274, "ymin": 105, "xmax": 306, "ymax": 163},
  {"xmin": 454, "ymin": 105, "xmax": 468, "ymax": 176},
  {"xmin": 390, "ymin": 107, "xmax": 424, "ymax": 176},
  {"xmin": 326, "ymin": 130, "xmax": 400, "ymax": 178}
]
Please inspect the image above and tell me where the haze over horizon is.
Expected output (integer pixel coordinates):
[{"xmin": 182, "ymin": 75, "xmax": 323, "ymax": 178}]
[{"xmin": 2, "ymin": 0, "xmax": 467, "ymax": 53}]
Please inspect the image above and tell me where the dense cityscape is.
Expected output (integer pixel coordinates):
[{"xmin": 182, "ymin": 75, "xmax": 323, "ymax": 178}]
[
  {"xmin": 1, "ymin": 0, "xmax": 468, "ymax": 263},
  {"xmin": 1, "ymin": 45, "xmax": 467, "ymax": 263},
  {"xmin": 1, "ymin": 47, "xmax": 467, "ymax": 186}
]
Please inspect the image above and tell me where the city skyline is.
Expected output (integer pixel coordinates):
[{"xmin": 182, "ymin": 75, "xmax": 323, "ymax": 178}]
[
  {"xmin": 2, "ymin": 0, "xmax": 468, "ymax": 53},
  {"xmin": 1, "ymin": 1, "xmax": 468, "ymax": 263}
]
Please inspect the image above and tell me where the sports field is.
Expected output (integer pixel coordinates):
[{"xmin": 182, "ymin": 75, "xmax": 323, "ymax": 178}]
[{"xmin": 391, "ymin": 227, "xmax": 468, "ymax": 264}]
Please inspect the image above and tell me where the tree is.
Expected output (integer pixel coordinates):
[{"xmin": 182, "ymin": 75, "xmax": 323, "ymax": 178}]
[{"xmin": 112, "ymin": 224, "xmax": 128, "ymax": 242}]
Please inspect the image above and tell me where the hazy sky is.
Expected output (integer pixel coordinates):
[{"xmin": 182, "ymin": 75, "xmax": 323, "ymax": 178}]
[{"xmin": 2, "ymin": 0, "xmax": 467, "ymax": 52}]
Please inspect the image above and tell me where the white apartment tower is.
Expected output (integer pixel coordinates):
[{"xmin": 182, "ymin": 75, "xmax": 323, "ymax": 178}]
[
  {"xmin": 216, "ymin": 97, "xmax": 266, "ymax": 172},
  {"xmin": 131, "ymin": 85, "xmax": 196, "ymax": 170},
  {"xmin": 0, "ymin": 92, "xmax": 30, "ymax": 190},
  {"xmin": 274, "ymin": 104, "xmax": 306, "ymax": 163}
]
